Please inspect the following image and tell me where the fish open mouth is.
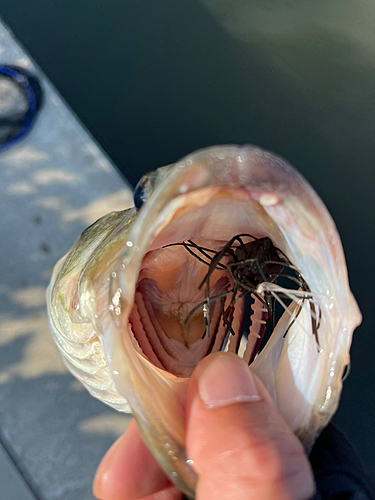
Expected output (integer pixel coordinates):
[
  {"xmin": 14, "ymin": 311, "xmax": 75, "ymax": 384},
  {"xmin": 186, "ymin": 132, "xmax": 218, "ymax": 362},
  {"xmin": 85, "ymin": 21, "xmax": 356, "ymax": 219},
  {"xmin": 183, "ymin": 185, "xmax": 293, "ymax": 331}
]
[
  {"xmin": 118, "ymin": 186, "xmax": 320, "ymax": 379},
  {"xmin": 47, "ymin": 145, "xmax": 361, "ymax": 497}
]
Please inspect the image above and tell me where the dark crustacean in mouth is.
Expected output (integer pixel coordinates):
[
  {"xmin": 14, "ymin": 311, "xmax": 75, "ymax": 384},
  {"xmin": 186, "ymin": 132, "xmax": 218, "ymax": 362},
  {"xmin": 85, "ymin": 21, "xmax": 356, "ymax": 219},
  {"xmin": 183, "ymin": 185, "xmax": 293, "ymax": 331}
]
[
  {"xmin": 169, "ymin": 234, "xmax": 320, "ymax": 354},
  {"xmin": 127, "ymin": 232, "xmax": 321, "ymax": 378}
]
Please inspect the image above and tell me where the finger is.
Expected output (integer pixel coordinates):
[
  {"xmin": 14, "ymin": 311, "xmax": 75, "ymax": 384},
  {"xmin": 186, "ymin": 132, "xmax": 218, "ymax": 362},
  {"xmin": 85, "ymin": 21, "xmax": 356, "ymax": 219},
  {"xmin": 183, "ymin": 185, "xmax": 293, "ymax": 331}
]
[
  {"xmin": 93, "ymin": 419, "xmax": 182, "ymax": 500},
  {"xmin": 186, "ymin": 352, "xmax": 316, "ymax": 500}
]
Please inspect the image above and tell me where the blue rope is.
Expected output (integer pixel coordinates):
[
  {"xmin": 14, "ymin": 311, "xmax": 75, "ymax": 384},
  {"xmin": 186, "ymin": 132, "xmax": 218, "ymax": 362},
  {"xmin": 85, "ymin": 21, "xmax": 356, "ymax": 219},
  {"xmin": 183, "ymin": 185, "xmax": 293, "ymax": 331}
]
[{"xmin": 0, "ymin": 65, "xmax": 42, "ymax": 153}]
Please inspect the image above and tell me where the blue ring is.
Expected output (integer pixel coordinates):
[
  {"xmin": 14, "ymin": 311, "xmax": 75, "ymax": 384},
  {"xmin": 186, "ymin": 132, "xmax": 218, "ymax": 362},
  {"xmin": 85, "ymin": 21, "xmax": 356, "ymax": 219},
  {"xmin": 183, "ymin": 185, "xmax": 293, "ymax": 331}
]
[{"xmin": 0, "ymin": 65, "xmax": 40, "ymax": 152}]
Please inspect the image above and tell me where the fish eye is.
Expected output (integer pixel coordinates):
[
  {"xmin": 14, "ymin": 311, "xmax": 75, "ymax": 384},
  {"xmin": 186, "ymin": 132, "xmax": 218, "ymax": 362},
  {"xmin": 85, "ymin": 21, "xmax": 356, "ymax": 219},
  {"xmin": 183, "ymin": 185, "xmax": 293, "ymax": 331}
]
[{"xmin": 133, "ymin": 176, "xmax": 148, "ymax": 210}]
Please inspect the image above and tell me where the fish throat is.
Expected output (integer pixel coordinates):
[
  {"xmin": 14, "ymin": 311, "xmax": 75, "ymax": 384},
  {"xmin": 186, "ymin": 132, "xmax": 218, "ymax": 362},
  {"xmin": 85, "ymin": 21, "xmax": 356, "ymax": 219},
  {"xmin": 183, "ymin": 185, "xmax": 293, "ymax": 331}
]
[{"xmin": 125, "ymin": 197, "xmax": 320, "ymax": 379}]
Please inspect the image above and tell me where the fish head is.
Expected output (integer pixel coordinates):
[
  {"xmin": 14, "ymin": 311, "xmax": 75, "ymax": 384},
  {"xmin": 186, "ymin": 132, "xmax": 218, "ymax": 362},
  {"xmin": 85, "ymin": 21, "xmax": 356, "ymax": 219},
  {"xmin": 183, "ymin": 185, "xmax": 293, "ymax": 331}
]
[{"xmin": 48, "ymin": 145, "xmax": 361, "ymax": 497}]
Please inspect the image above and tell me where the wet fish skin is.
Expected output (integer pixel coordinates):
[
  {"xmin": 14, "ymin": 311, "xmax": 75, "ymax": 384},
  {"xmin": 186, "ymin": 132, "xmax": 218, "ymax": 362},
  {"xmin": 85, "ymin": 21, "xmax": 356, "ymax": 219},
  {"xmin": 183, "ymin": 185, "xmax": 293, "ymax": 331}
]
[{"xmin": 47, "ymin": 146, "xmax": 361, "ymax": 497}]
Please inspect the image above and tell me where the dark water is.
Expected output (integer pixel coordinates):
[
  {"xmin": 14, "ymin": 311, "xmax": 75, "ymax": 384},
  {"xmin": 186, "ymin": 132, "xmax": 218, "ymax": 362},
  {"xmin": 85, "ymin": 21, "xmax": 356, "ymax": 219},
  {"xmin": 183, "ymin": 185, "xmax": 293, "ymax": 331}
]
[{"xmin": 1, "ymin": 0, "xmax": 374, "ymax": 479}]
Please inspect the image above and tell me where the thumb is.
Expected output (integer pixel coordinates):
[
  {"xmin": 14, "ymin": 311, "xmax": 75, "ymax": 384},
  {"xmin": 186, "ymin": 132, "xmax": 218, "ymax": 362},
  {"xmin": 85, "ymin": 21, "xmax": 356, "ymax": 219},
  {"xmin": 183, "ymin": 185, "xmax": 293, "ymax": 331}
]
[{"xmin": 185, "ymin": 352, "xmax": 316, "ymax": 500}]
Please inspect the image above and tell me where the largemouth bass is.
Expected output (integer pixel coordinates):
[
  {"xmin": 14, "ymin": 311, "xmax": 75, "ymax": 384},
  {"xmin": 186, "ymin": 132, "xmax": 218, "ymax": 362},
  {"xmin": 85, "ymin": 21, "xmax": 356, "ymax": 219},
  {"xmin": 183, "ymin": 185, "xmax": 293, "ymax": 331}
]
[{"xmin": 47, "ymin": 145, "xmax": 361, "ymax": 497}]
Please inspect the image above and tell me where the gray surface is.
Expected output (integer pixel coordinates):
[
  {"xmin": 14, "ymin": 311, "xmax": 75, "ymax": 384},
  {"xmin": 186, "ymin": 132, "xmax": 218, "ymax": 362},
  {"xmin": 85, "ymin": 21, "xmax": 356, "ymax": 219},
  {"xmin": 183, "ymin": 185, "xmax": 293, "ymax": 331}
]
[
  {"xmin": 0, "ymin": 442, "xmax": 37, "ymax": 500},
  {"xmin": 0, "ymin": 21, "xmax": 132, "ymax": 500}
]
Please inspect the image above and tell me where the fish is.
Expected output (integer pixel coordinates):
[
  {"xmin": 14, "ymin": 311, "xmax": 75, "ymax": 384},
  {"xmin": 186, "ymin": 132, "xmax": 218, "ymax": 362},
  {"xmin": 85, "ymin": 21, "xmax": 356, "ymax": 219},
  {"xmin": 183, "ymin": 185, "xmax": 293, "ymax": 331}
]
[{"xmin": 47, "ymin": 145, "xmax": 361, "ymax": 498}]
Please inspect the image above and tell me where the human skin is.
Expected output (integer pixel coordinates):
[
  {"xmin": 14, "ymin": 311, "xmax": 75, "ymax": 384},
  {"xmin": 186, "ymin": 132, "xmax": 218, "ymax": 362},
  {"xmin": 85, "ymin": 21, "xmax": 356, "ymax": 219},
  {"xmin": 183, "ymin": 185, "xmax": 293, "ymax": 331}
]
[{"xmin": 93, "ymin": 353, "xmax": 316, "ymax": 500}]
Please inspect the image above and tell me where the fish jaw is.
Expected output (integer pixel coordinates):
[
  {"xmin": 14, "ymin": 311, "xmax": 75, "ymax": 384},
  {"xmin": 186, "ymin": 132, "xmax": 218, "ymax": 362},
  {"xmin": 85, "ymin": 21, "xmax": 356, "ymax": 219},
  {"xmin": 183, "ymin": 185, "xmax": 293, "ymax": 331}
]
[
  {"xmin": 47, "ymin": 146, "xmax": 361, "ymax": 498},
  {"xmin": 251, "ymin": 194, "xmax": 361, "ymax": 447}
]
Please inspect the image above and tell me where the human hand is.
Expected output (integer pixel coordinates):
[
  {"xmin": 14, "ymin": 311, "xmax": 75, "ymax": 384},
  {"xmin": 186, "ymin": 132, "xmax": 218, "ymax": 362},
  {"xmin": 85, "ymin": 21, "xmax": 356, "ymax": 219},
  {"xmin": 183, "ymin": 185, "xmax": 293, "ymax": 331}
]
[{"xmin": 93, "ymin": 352, "xmax": 316, "ymax": 500}]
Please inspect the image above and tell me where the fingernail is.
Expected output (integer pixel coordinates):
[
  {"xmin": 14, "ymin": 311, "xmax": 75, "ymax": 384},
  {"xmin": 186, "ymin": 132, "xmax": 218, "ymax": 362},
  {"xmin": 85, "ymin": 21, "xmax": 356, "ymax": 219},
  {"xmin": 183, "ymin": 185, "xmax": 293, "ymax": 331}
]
[
  {"xmin": 198, "ymin": 353, "xmax": 261, "ymax": 408},
  {"xmin": 93, "ymin": 437, "xmax": 122, "ymax": 499}
]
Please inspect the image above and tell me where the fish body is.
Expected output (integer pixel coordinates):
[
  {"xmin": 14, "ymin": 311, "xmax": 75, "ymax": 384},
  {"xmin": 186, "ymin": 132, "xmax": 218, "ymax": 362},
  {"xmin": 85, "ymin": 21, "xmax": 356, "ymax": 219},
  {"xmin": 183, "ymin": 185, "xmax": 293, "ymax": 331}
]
[{"xmin": 47, "ymin": 146, "xmax": 361, "ymax": 497}]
